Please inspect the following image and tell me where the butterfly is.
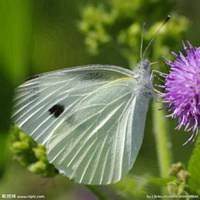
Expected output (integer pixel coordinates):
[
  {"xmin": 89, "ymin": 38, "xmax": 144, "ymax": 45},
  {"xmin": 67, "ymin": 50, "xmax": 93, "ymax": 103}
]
[{"xmin": 12, "ymin": 60, "xmax": 153, "ymax": 185}]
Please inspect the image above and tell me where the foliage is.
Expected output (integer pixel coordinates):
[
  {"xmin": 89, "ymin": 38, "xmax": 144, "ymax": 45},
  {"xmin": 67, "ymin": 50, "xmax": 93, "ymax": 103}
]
[
  {"xmin": 188, "ymin": 136, "xmax": 200, "ymax": 194},
  {"xmin": 10, "ymin": 127, "xmax": 58, "ymax": 177},
  {"xmin": 167, "ymin": 162, "xmax": 190, "ymax": 196},
  {"xmin": 0, "ymin": 0, "xmax": 32, "ymax": 180},
  {"xmin": 112, "ymin": 175, "xmax": 171, "ymax": 199},
  {"xmin": 79, "ymin": 0, "xmax": 188, "ymax": 66}
]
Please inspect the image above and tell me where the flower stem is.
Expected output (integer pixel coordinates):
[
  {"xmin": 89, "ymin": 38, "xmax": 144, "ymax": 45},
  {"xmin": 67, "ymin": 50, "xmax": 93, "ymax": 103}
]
[{"xmin": 152, "ymin": 102, "xmax": 172, "ymax": 178}]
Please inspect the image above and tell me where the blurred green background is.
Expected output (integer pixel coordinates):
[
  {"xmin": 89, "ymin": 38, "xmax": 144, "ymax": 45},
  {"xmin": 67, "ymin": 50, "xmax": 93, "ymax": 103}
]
[{"xmin": 0, "ymin": 0, "xmax": 199, "ymax": 199}]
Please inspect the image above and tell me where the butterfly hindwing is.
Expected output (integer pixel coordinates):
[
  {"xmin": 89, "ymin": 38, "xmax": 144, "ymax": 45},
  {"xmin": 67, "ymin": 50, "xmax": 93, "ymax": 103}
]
[{"xmin": 13, "ymin": 65, "xmax": 149, "ymax": 185}]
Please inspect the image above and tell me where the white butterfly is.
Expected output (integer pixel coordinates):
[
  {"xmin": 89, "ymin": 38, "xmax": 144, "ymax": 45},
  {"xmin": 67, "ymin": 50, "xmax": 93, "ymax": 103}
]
[{"xmin": 12, "ymin": 60, "xmax": 153, "ymax": 185}]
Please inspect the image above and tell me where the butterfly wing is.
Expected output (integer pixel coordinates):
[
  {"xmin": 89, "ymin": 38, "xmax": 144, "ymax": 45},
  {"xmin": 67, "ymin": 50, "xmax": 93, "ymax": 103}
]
[{"xmin": 13, "ymin": 65, "xmax": 150, "ymax": 185}]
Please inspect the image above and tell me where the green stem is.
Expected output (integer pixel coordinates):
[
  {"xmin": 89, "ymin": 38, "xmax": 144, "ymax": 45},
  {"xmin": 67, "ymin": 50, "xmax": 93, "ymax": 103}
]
[
  {"xmin": 152, "ymin": 102, "xmax": 172, "ymax": 178},
  {"xmin": 0, "ymin": 133, "xmax": 9, "ymax": 179}
]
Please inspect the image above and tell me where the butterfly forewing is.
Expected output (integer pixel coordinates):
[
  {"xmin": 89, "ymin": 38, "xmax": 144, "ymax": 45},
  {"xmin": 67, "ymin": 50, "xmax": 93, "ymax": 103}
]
[{"xmin": 13, "ymin": 65, "xmax": 149, "ymax": 185}]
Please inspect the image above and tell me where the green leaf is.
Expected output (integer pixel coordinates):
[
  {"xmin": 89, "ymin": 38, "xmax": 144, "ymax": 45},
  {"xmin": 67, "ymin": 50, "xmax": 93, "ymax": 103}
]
[
  {"xmin": 188, "ymin": 136, "xmax": 200, "ymax": 194},
  {"xmin": 0, "ymin": 0, "xmax": 32, "ymax": 178},
  {"xmin": 0, "ymin": 0, "xmax": 32, "ymax": 83}
]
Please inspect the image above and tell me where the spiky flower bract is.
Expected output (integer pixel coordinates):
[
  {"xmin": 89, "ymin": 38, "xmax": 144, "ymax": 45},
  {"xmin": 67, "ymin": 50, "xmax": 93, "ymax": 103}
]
[{"xmin": 163, "ymin": 43, "xmax": 200, "ymax": 143}]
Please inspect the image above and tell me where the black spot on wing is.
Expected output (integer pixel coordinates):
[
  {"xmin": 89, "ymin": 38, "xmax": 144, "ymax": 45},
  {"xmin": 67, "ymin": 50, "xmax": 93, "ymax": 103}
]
[{"xmin": 48, "ymin": 104, "xmax": 64, "ymax": 118}]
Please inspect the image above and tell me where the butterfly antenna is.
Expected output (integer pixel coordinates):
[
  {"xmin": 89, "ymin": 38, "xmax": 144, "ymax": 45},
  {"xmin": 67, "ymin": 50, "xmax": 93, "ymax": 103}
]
[
  {"xmin": 140, "ymin": 22, "xmax": 146, "ymax": 60},
  {"xmin": 142, "ymin": 15, "xmax": 171, "ymax": 58}
]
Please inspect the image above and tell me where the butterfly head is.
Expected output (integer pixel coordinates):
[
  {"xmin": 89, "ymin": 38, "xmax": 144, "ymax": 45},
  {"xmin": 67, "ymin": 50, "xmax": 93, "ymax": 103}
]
[
  {"xmin": 134, "ymin": 59, "xmax": 153, "ymax": 98},
  {"xmin": 139, "ymin": 59, "xmax": 151, "ymax": 73}
]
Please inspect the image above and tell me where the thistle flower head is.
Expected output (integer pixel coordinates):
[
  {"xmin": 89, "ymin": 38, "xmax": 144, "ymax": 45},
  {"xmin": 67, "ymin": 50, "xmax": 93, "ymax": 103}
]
[{"xmin": 163, "ymin": 43, "xmax": 200, "ymax": 142}]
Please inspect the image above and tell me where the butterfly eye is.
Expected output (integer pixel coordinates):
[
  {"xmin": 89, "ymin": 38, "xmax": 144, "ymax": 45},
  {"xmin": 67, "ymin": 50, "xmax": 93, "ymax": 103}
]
[{"xmin": 141, "ymin": 59, "xmax": 150, "ymax": 71}]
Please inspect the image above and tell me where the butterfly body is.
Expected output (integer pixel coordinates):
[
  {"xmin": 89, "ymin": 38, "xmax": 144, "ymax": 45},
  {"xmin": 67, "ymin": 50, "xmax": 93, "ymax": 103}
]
[{"xmin": 13, "ymin": 60, "xmax": 152, "ymax": 185}]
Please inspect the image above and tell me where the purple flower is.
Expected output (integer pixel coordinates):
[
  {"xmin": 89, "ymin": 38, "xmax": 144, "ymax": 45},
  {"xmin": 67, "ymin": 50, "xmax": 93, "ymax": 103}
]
[{"xmin": 162, "ymin": 43, "xmax": 200, "ymax": 143}]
